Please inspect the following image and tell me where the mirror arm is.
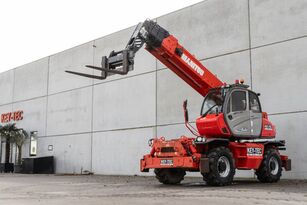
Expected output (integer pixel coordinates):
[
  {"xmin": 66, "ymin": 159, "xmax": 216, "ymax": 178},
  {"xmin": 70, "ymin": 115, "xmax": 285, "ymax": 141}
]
[{"xmin": 182, "ymin": 100, "xmax": 200, "ymax": 136}]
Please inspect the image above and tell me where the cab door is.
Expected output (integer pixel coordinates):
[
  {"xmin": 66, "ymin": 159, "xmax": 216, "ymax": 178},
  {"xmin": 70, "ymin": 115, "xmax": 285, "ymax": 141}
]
[
  {"xmin": 249, "ymin": 91, "xmax": 262, "ymax": 138},
  {"xmin": 224, "ymin": 89, "xmax": 251, "ymax": 138}
]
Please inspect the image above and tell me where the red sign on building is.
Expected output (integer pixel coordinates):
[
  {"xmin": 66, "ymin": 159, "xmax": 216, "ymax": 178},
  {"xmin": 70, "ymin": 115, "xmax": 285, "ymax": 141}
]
[{"xmin": 1, "ymin": 110, "xmax": 23, "ymax": 123}]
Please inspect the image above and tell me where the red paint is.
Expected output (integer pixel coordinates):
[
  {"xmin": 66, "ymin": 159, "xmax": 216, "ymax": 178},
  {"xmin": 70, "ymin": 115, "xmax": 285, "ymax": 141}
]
[
  {"xmin": 196, "ymin": 113, "xmax": 231, "ymax": 137},
  {"xmin": 229, "ymin": 142, "xmax": 264, "ymax": 169},
  {"xmin": 146, "ymin": 35, "xmax": 224, "ymax": 97},
  {"xmin": 141, "ymin": 136, "xmax": 200, "ymax": 171},
  {"xmin": 261, "ymin": 112, "xmax": 276, "ymax": 138}
]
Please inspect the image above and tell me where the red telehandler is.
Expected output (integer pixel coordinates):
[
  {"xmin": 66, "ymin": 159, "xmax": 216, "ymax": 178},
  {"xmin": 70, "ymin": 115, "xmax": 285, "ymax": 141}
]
[{"xmin": 66, "ymin": 20, "xmax": 291, "ymax": 186}]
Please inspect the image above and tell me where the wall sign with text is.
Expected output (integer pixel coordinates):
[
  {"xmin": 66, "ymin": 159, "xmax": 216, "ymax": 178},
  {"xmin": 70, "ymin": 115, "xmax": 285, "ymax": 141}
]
[{"xmin": 1, "ymin": 110, "xmax": 24, "ymax": 123}]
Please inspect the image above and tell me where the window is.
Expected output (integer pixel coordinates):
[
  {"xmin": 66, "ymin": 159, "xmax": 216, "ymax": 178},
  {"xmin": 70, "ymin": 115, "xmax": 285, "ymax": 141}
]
[
  {"xmin": 230, "ymin": 91, "xmax": 247, "ymax": 112},
  {"xmin": 201, "ymin": 90, "xmax": 223, "ymax": 116},
  {"xmin": 249, "ymin": 92, "xmax": 261, "ymax": 113}
]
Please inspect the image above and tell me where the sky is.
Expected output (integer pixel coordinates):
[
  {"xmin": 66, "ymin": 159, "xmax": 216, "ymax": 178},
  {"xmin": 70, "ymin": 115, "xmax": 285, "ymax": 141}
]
[{"xmin": 0, "ymin": 0, "xmax": 202, "ymax": 73}]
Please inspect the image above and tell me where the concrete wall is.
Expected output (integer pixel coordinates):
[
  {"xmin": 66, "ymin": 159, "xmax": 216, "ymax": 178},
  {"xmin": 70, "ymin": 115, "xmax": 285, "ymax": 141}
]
[{"xmin": 0, "ymin": 0, "xmax": 307, "ymax": 179}]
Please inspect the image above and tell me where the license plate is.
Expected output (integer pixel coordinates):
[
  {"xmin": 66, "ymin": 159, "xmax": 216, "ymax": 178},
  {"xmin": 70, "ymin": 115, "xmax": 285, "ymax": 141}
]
[{"xmin": 160, "ymin": 159, "xmax": 173, "ymax": 166}]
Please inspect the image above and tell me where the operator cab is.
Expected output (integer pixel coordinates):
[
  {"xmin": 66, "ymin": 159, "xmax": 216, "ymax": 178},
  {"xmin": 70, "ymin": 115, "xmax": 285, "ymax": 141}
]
[{"xmin": 198, "ymin": 82, "xmax": 263, "ymax": 139}]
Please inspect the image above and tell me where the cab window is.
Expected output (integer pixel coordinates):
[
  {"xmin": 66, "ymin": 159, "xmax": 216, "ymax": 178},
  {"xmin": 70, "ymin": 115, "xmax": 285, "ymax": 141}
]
[
  {"xmin": 228, "ymin": 91, "xmax": 247, "ymax": 113},
  {"xmin": 249, "ymin": 92, "xmax": 261, "ymax": 113},
  {"xmin": 201, "ymin": 90, "xmax": 223, "ymax": 116}
]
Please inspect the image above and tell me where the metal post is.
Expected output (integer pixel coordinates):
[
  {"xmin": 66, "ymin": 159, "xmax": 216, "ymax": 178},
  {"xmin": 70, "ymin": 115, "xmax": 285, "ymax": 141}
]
[
  {"xmin": 29, "ymin": 131, "xmax": 38, "ymax": 157},
  {"xmin": 0, "ymin": 136, "xmax": 2, "ymax": 163}
]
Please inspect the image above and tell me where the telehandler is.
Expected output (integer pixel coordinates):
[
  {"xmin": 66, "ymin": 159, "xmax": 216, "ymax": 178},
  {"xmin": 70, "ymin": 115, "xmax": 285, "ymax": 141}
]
[{"xmin": 67, "ymin": 20, "xmax": 291, "ymax": 186}]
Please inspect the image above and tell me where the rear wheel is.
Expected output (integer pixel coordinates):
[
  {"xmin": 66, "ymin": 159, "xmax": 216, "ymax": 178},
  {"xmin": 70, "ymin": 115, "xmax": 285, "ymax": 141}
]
[
  {"xmin": 154, "ymin": 168, "xmax": 186, "ymax": 185},
  {"xmin": 202, "ymin": 146, "xmax": 235, "ymax": 186},
  {"xmin": 256, "ymin": 148, "xmax": 282, "ymax": 183}
]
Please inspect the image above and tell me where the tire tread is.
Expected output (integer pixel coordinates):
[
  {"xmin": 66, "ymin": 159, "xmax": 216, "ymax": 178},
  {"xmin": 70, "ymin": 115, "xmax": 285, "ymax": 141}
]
[{"xmin": 255, "ymin": 148, "xmax": 282, "ymax": 183}]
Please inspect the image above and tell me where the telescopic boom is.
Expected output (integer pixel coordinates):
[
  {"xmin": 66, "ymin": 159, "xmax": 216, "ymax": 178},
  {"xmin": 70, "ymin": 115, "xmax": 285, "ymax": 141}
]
[{"xmin": 66, "ymin": 20, "xmax": 223, "ymax": 96}]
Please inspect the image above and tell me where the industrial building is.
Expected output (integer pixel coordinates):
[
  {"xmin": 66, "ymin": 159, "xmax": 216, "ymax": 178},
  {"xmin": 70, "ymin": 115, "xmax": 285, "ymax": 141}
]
[{"xmin": 0, "ymin": 0, "xmax": 306, "ymax": 179}]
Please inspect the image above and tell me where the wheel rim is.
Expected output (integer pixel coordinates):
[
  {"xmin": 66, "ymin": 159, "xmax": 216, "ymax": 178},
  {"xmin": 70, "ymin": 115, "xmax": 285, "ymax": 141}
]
[
  {"xmin": 217, "ymin": 156, "xmax": 230, "ymax": 177},
  {"xmin": 269, "ymin": 157, "xmax": 279, "ymax": 175}
]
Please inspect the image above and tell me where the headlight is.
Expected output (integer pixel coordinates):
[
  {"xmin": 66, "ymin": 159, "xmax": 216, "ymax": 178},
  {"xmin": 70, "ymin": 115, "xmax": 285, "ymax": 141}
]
[
  {"xmin": 196, "ymin": 136, "xmax": 203, "ymax": 142},
  {"xmin": 195, "ymin": 136, "xmax": 206, "ymax": 142}
]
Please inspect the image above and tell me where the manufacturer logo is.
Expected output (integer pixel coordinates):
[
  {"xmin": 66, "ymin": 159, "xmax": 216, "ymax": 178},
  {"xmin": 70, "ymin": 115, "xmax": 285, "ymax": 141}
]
[
  {"xmin": 264, "ymin": 124, "xmax": 273, "ymax": 130},
  {"xmin": 181, "ymin": 53, "xmax": 205, "ymax": 76},
  {"xmin": 235, "ymin": 127, "xmax": 248, "ymax": 133},
  {"xmin": 247, "ymin": 147, "xmax": 262, "ymax": 156}
]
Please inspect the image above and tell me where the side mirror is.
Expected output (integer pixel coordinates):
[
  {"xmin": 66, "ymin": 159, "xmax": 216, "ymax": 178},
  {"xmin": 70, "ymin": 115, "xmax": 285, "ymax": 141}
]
[{"xmin": 183, "ymin": 100, "xmax": 189, "ymax": 122}]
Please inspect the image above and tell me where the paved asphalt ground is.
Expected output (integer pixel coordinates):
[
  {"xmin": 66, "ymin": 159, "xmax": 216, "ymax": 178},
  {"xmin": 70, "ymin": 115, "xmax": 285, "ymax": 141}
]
[{"xmin": 0, "ymin": 174, "xmax": 306, "ymax": 205}]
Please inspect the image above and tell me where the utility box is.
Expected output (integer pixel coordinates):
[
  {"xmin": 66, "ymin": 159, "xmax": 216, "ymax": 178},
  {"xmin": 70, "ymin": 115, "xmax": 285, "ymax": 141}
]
[{"xmin": 22, "ymin": 156, "xmax": 54, "ymax": 174}]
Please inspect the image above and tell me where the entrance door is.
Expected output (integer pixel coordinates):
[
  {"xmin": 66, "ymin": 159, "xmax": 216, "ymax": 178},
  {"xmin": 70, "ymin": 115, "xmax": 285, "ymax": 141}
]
[
  {"xmin": 225, "ymin": 90, "xmax": 251, "ymax": 138},
  {"xmin": 249, "ymin": 91, "xmax": 262, "ymax": 138}
]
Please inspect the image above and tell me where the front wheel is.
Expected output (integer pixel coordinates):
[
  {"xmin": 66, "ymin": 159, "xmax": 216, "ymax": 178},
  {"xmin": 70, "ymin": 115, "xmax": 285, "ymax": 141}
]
[
  {"xmin": 255, "ymin": 148, "xmax": 282, "ymax": 183},
  {"xmin": 154, "ymin": 168, "xmax": 186, "ymax": 185},
  {"xmin": 202, "ymin": 146, "xmax": 235, "ymax": 186}
]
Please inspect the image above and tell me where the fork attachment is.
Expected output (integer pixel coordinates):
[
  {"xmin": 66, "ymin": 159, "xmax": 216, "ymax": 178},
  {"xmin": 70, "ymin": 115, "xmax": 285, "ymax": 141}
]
[
  {"xmin": 66, "ymin": 22, "xmax": 145, "ymax": 80},
  {"xmin": 65, "ymin": 49, "xmax": 135, "ymax": 80}
]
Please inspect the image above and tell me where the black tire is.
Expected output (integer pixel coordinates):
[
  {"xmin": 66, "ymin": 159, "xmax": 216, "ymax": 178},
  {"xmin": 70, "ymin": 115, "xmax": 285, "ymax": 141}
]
[
  {"xmin": 202, "ymin": 146, "xmax": 235, "ymax": 186},
  {"xmin": 255, "ymin": 148, "xmax": 282, "ymax": 183},
  {"xmin": 154, "ymin": 168, "xmax": 186, "ymax": 185}
]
